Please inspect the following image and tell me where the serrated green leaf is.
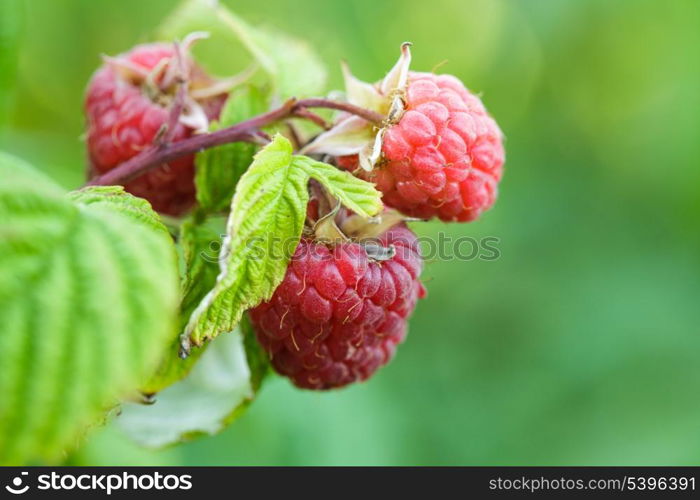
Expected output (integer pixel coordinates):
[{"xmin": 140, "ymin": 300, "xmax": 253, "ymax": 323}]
[
  {"xmin": 184, "ymin": 135, "xmax": 382, "ymax": 347},
  {"xmin": 179, "ymin": 217, "xmax": 224, "ymax": 323},
  {"xmin": 117, "ymin": 315, "xmax": 268, "ymax": 448},
  {"xmin": 0, "ymin": 154, "xmax": 75, "ymax": 296},
  {"xmin": 0, "ymin": 153, "xmax": 179, "ymax": 465},
  {"xmin": 160, "ymin": 0, "xmax": 327, "ymax": 99},
  {"xmin": 294, "ymin": 156, "xmax": 384, "ymax": 218},
  {"xmin": 195, "ymin": 85, "xmax": 268, "ymax": 214},
  {"xmin": 141, "ymin": 216, "xmax": 223, "ymax": 394},
  {"xmin": 184, "ymin": 135, "xmax": 305, "ymax": 346},
  {"xmin": 68, "ymin": 186, "xmax": 170, "ymax": 237}
]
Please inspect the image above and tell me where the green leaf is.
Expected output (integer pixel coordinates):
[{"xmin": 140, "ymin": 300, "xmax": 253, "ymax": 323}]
[
  {"xmin": 160, "ymin": 0, "xmax": 327, "ymax": 99},
  {"xmin": 183, "ymin": 135, "xmax": 304, "ymax": 347},
  {"xmin": 141, "ymin": 216, "xmax": 223, "ymax": 394},
  {"xmin": 179, "ymin": 217, "xmax": 224, "ymax": 325},
  {"xmin": 183, "ymin": 135, "xmax": 382, "ymax": 347},
  {"xmin": 68, "ymin": 185, "xmax": 170, "ymax": 237},
  {"xmin": 0, "ymin": 153, "xmax": 179, "ymax": 464},
  {"xmin": 195, "ymin": 85, "xmax": 268, "ymax": 214},
  {"xmin": 218, "ymin": 85, "xmax": 269, "ymax": 127},
  {"xmin": 117, "ymin": 315, "xmax": 268, "ymax": 448},
  {"xmin": 295, "ymin": 156, "xmax": 384, "ymax": 218},
  {"xmin": 218, "ymin": 11, "xmax": 327, "ymax": 100}
]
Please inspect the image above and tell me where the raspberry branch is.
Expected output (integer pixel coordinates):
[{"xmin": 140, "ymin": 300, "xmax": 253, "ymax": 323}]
[{"xmin": 86, "ymin": 98, "xmax": 384, "ymax": 187}]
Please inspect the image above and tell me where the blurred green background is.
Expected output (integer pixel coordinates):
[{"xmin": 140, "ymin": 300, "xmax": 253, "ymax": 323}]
[{"xmin": 2, "ymin": 0, "xmax": 699, "ymax": 465}]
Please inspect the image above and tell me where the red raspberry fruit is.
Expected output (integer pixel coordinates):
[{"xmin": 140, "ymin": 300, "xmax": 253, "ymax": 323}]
[
  {"xmin": 249, "ymin": 223, "xmax": 425, "ymax": 390},
  {"xmin": 343, "ymin": 72, "xmax": 504, "ymax": 222},
  {"xmin": 85, "ymin": 43, "xmax": 224, "ymax": 215}
]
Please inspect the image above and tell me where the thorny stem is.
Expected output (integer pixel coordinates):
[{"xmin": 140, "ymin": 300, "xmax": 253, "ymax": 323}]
[{"xmin": 86, "ymin": 98, "xmax": 384, "ymax": 187}]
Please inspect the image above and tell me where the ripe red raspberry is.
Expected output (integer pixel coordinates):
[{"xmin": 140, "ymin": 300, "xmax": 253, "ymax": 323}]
[
  {"xmin": 341, "ymin": 72, "xmax": 504, "ymax": 222},
  {"xmin": 249, "ymin": 223, "xmax": 425, "ymax": 390},
  {"xmin": 85, "ymin": 43, "xmax": 224, "ymax": 215}
]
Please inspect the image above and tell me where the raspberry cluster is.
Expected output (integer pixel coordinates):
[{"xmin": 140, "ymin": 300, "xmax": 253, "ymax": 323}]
[
  {"xmin": 249, "ymin": 224, "xmax": 425, "ymax": 389},
  {"xmin": 84, "ymin": 40, "xmax": 504, "ymax": 391}
]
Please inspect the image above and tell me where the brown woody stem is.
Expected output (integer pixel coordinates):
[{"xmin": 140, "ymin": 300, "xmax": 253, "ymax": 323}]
[{"xmin": 86, "ymin": 98, "xmax": 384, "ymax": 187}]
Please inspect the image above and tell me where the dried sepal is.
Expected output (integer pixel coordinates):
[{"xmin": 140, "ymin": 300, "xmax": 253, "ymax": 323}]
[
  {"xmin": 301, "ymin": 115, "xmax": 376, "ymax": 156},
  {"xmin": 341, "ymin": 61, "xmax": 386, "ymax": 114},
  {"xmin": 304, "ymin": 43, "xmax": 414, "ymax": 171},
  {"xmin": 379, "ymin": 42, "xmax": 412, "ymax": 96},
  {"xmin": 179, "ymin": 96, "xmax": 210, "ymax": 133},
  {"xmin": 341, "ymin": 209, "xmax": 412, "ymax": 240}
]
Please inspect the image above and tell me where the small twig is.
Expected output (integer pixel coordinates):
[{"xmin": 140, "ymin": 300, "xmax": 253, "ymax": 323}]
[
  {"xmin": 309, "ymin": 179, "xmax": 332, "ymax": 216},
  {"xmin": 251, "ymin": 130, "xmax": 272, "ymax": 145},
  {"xmin": 86, "ymin": 98, "xmax": 384, "ymax": 187},
  {"xmin": 88, "ymin": 100, "xmax": 296, "ymax": 186},
  {"xmin": 296, "ymin": 98, "xmax": 383, "ymax": 125},
  {"xmin": 292, "ymin": 108, "xmax": 331, "ymax": 130},
  {"xmin": 285, "ymin": 123, "xmax": 302, "ymax": 150}
]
